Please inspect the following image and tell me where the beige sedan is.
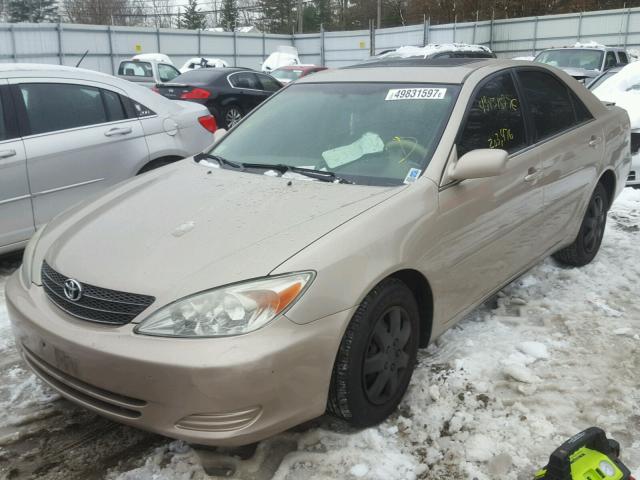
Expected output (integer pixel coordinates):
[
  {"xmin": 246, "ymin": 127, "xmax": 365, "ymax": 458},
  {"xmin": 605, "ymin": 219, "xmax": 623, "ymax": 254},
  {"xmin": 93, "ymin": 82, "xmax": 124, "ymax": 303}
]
[{"xmin": 7, "ymin": 59, "xmax": 631, "ymax": 446}]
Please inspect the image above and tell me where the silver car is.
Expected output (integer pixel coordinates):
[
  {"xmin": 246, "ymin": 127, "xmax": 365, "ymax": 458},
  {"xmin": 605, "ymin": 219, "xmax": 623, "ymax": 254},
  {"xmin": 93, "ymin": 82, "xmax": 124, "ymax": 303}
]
[{"xmin": 0, "ymin": 64, "xmax": 216, "ymax": 255}]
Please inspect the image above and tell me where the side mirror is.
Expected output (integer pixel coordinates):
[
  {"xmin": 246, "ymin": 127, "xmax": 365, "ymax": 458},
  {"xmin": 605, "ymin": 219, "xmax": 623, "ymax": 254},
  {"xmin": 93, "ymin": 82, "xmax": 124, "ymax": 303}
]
[
  {"xmin": 213, "ymin": 128, "xmax": 227, "ymax": 144},
  {"xmin": 448, "ymin": 148, "xmax": 508, "ymax": 181}
]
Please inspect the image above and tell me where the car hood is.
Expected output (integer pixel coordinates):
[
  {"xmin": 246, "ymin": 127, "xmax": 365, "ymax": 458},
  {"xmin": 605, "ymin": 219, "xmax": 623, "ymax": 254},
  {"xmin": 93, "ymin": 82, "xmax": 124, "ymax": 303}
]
[
  {"xmin": 560, "ymin": 67, "xmax": 600, "ymax": 81},
  {"xmin": 36, "ymin": 161, "xmax": 397, "ymax": 305}
]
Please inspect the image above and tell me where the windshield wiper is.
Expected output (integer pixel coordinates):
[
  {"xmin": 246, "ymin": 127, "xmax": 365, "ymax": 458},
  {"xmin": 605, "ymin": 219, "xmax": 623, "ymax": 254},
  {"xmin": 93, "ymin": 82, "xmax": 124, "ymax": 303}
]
[
  {"xmin": 195, "ymin": 153, "xmax": 243, "ymax": 170},
  {"xmin": 241, "ymin": 163, "xmax": 354, "ymax": 184}
]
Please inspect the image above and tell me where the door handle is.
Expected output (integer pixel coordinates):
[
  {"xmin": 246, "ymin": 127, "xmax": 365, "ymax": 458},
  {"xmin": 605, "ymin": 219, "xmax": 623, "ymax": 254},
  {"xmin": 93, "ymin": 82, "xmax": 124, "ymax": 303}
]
[
  {"xmin": 524, "ymin": 167, "xmax": 542, "ymax": 182},
  {"xmin": 104, "ymin": 127, "xmax": 133, "ymax": 137},
  {"xmin": 0, "ymin": 149, "xmax": 16, "ymax": 159},
  {"xmin": 588, "ymin": 136, "xmax": 601, "ymax": 148}
]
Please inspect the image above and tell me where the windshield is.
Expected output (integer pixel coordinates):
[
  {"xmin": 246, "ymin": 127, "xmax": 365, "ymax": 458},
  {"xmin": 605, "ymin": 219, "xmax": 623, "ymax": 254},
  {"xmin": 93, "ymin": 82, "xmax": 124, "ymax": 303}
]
[
  {"xmin": 210, "ymin": 82, "xmax": 459, "ymax": 186},
  {"xmin": 588, "ymin": 70, "xmax": 617, "ymax": 90},
  {"xmin": 273, "ymin": 69, "xmax": 304, "ymax": 81},
  {"xmin": 535, "ymin": 49, "xmax": 604, "ymax": 71}
]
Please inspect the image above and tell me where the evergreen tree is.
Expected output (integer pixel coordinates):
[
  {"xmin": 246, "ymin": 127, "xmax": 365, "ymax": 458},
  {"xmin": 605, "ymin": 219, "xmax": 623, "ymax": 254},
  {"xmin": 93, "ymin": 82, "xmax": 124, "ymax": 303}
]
[
  {"xmin": 220, "ymin": 0, "xmax": 239, "ymax": 31},
  {"xmin": 8, "ymin": 0, "xmax": 58, "ymax": 23},
  {"xmin": 179, "ymin": 0, "xmax": 207, "ymax": 30}
]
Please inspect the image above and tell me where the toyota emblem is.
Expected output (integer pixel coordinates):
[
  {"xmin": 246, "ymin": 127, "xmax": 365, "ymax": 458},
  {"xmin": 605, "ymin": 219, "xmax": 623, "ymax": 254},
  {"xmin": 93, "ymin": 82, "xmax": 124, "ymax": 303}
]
[{"xmin": 63, "ymin": 279, "xmax": 83, "ymax": 302}]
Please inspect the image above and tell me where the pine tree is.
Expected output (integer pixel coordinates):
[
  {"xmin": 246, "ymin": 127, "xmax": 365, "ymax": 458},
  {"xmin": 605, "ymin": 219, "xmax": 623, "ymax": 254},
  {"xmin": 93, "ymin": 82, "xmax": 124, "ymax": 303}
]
[
  {"xmin": 220, "ymin": 0, "xmax": 239, "ymax": 31},
  {"xmin": 179, "ymin": 0, "xmax": 207, "ymax": 30},
  {"xmin": 8, "ymin": 0, "xmax": 58, "ymax": 23}
]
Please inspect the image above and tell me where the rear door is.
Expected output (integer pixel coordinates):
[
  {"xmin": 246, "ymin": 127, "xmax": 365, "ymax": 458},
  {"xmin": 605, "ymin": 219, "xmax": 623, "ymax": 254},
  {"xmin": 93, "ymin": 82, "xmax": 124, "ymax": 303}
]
[
  {"xmin": 228, "ymin": 72, "xmax": 265, "ymax": 112},
  {"xmin": 0, "ymin": 80, "xmax": 33, "ymax": 249},
  {"xmin": 433, "ymin": 70, "xmax": 545, "ymax": 323},
  {"xmin": 12, "ymin": 79, "xmax": 149, "ymax": 227},
  {"xmin": 515, "ymin": 68, "xmax": 603, "ymax": 246}
]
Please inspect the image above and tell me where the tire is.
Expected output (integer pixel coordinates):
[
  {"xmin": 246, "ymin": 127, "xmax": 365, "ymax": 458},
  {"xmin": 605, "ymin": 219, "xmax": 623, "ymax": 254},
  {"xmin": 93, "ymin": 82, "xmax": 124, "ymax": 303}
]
[
  {"xmin": 222, "ymin": 104, "xmax": 243, "ymax": 129},
  {"xmin": 327, "ymin": 278, "xmax": 419, "ymax": 427},
  {"xmin": 553, "ymin": 182, "xmax": 608, "ymax": 267}
]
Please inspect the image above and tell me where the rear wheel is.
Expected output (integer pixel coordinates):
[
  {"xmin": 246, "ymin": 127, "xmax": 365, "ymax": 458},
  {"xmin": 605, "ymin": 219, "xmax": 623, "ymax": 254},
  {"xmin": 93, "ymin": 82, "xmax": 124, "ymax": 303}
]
[
  {"xmin": 553, "ymin": 182, "xmax": 608, "ymax": 267},
  {"xmin": 223, "ymin": 104, "xmax": 243, "ymax": 128},
  {"xmin": 327, "ymin": 278, "xmax": 419, "ymax": 427}
]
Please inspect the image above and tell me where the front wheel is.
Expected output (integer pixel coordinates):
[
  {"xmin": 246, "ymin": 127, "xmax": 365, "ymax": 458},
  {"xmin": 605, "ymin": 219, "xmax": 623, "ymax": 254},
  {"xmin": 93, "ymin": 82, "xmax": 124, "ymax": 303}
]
[
  {"xmin": 327, "ymin": 278, "xmax": 419, "ymax": 427},
  {"xmin": 553, "ymin": 182, "xmax": 608, "ymax": 267}
]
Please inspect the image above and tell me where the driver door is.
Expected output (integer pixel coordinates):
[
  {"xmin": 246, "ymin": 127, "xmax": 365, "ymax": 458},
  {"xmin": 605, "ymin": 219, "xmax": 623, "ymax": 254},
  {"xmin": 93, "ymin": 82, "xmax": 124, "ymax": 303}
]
[{"xmin": 428, "ymin": 70, "xmax": 546, "ymax": 324}]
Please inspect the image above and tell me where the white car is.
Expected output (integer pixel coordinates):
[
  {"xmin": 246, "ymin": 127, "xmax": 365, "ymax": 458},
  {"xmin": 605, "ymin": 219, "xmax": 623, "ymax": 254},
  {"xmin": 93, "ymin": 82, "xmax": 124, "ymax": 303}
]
[
  {"xmin": 0, "ymin": 64, "xmax": 216, "ymax": 255},
  {"xmin": 180, "ymin": 57, "xmax": 229, "ymax": 73},
  {"xmin": 262, "ymin": 46, "xmax": 300, "ymax": 73},
  {"xmin": 592, "ymin": 61, "xmax": 640, "ymax": 186}
]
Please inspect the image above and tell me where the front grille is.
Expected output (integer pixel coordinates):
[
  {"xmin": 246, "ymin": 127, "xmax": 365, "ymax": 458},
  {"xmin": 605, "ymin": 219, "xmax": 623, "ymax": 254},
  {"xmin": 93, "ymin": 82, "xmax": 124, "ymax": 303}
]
[
  {"xmin": 22, "ymin": 345, "xmax": 146, "ymax": 419},
  {"xmin": 631, "ymin": 132, "xmax": 640, "ymax": 154},
  {"xmin": 41, "ymin": 262, "xmax": 155, "ymax": 325}
]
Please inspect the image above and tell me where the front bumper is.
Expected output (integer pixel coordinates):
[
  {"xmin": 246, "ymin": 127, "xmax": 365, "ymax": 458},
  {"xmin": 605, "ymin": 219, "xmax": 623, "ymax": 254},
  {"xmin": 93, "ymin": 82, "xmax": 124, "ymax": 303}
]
[
  {"xmin": 6, "ymin": 272, "xmax": 352, "ymax": 446},
  {"xmin": 627, "ymin": 153, "xmax": 640, "ymax": 186}
]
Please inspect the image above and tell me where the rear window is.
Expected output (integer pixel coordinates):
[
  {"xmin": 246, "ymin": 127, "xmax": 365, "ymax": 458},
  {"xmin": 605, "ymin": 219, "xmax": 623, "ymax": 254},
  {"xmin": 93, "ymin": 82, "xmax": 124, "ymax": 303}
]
[
  {"xmin": 535, "ymin": 49, "xmax": 604, "ymax": 71},
  {"xmin": 118, "ymin": 61, "xmax": 153, "ymax": 77}
]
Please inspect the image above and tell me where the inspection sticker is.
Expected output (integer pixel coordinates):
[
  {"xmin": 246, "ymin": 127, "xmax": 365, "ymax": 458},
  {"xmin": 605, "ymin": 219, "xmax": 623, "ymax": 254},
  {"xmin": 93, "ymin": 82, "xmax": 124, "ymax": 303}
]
[
  {"xmin": 404, "ymin": 168, "xmax": 422, "ymax": 184},
  {"xmin": 385, "ymin": 88, "xmax": 447, "ymax": 101}
]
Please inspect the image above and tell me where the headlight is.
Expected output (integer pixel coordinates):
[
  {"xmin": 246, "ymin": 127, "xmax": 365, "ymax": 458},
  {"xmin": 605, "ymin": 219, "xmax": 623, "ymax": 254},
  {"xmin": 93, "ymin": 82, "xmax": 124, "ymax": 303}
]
[
  {"xmin": 134, "ymin": 272, "xmax": 315, "ymax": 338},
  {"xmin": 20, "ymin": 226, "xmax": 45, "ymax": 287}
]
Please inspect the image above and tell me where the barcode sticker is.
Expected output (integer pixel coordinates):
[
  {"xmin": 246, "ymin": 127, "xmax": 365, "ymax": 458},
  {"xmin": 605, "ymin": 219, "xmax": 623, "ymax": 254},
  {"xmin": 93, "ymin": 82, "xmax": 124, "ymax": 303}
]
[{"xmin": 385, "ymin": 88, "xmax": 447, "ymax": 101}]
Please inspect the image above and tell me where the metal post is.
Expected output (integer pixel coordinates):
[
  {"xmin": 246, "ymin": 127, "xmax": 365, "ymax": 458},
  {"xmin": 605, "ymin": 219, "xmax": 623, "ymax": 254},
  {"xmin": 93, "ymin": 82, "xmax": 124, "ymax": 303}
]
[
  {"xmin": 422, "ymin": 15, "xmax": 427, "ymax": 46},
  {"xmin": 532, "ymin": 16, "xmax": 538, "ymax": 56},
  {"xmin": 320, "ymin": 24, "xmax": 325, "ymax": 66},
  {"xmin": 197, "ymin": 29, "xmax": 201, "ymax": 56},
  {"xmin": 369, "ymin": 19, "xmax": 375, "ymax": 56},
  {"xmin": 453, "ymin": 15, "xmax": 457, "ymax": 43},
  {"xmin": 377, "ymin": 0, "xmax": 381, "ymax": 29},
  {"xmin": 156, "ymin": 28, "xmax": 161, "ymax": 52},
  {"xmin": 57, "ymin": 23, "xmax": 64, "ymax": 65},
  {"xmin": 472, "ymin": 11, "xmax": 478, "ymax": 44},
  {"xmin": 262, "ymin": 32, "xmax": 266, "ymax": 60},
  {"xmin": 489, "ymin": 9, "xmax": 494, "ymax": 51},
  {"xmin": 426, "ymin": 16, "xmax": 430, "ymax": 45},
  {"xmin": 108, "ymin": 26, "xmax": 115, "ymax": 74},
  {"xmin": 233, "ymin": 31, "xmax": 237, "ymax": 66},
  {"xmin": 577, "ymin": 11, "xmax": 583, "ymax": 42},
  {"xmin": 9, "ymin": 24, "xmax": 16, "ymax": 62},
  {"xmin": 297, "ymin": 0, "xmax": 303, "ymax": 33},
  {"xmin": 624, "ymin": 8, "xmax": 631, "ymax": 47}
]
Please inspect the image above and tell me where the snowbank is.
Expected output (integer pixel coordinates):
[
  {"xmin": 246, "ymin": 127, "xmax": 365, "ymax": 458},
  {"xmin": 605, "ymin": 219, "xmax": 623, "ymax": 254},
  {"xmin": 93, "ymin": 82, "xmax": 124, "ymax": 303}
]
[
  {"xmin": 593, "ymin": 61, "xmax": 640, "ymax": 128},
  {"xmin": 380, "ymin": 43, "xmax": 491, "ymax": 59}
]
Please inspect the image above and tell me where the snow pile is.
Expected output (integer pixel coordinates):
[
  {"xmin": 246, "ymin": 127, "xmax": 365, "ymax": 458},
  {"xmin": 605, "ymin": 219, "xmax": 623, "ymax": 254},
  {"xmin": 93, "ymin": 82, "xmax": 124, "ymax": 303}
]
[
  {"xmin": 593, "ymin": 61, "xmax": 640, "ymax": 128},
  {"xmin": 573, "ymin": 41, "xmax": 606, "ymax": 49},
  {"xmin": 380, "ymin": 43, "xmax": 491, "ymax": 59}
]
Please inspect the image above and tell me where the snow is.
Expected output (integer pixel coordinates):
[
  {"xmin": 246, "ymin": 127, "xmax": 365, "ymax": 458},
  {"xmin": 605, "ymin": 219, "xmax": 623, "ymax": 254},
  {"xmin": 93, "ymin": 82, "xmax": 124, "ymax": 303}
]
[
  {"xmin": 380, "ymin": 43, "xmax": 491, "ymax": 59},
  {"xmin": 1, "ymin": 188, "xmax": 639, "ymax": 478},
  {"xmin": 593, "ymin": 62, "xmax": 640, "ymax": 129},
  {"xmin": 573, "ymin": 41, "xmax": 606, "ymax": 49}
]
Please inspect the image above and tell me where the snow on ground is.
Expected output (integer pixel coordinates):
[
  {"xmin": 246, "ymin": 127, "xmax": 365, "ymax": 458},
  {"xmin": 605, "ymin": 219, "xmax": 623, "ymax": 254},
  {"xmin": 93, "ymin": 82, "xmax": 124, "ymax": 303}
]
[{"xmin": 1, "ymin": 188, "xmax": 639, "ymax": 479}]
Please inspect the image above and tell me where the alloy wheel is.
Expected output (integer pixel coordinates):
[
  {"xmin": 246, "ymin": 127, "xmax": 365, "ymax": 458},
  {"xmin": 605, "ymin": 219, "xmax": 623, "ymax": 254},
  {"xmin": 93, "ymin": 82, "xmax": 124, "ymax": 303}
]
[
  {"xmin": 583, "ymin": 193, "xmax": 606, "ymax": 253},
  {"xmin": 362, "ymin": 306, "xmax": 412, "ymax": 405},
  {"xmin": 225, "ymin": 107, "xmax": 243, "ymax": 127}
]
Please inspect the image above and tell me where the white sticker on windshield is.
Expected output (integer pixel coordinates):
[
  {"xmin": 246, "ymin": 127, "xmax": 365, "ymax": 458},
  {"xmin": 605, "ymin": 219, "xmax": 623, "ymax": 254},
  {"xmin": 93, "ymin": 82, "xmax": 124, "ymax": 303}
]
[
  {"xmin": 385, "ymin": 88, "xmax": 447, "ymax": 101},
  {"xmin": 404, "ymin": 168, "xmax": 422, "ymax": 184}
]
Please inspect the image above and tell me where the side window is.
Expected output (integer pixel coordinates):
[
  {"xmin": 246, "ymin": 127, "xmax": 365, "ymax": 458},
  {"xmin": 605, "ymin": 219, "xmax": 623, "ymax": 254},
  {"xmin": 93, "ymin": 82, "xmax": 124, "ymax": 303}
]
[
  {"xmin": 618, "ymin": 51, "xmax": 629, "ymax": 64},
  {"xmin": 230, "ymin": 72, "xmax": 260, "ymax": 89},
  {"xmin": 122, "ymin": 96, "xmax": 156, "ymax": 118},
  {"xmin": 258, "ymin": 74, "xmax": 282, "ymax": 92},
  {"xmin": 458, "ymin": 72, "xmax": 526, "ymax": 156},
  {"xmin": 605, "ymin": 51, "xmax": 617, "ymax": 69},
  {"xmin": 517, "ymin": 70, "xmax": 577, "ymax": 141},
  {"xmin": 571, "ymin": 92, "xmax": 593, "ymax": 124},
  {"xmin": 118, "ymin": 61, "xmax": 153, "ymax": 78},
  {"xmin": 20, "ymin": 83, "xmax": 107, "ymax": 135},
  {"xmin": 102, "ymin": 89, "xmax": 126, "ymax": 122},
  {"xmin": 158, "ymin": 63, "xmax": 180, "ymax": 82}
]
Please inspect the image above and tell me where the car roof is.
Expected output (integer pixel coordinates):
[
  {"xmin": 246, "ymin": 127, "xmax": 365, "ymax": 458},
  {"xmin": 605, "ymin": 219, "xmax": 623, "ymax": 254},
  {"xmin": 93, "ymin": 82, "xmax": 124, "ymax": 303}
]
[
  {"xmin": 297, "ymin": 58, "xmax": 520, "ymax": 85},
  {"xmin": 0, "ymin": 63, "xmax": 119, "ymax": 79}
]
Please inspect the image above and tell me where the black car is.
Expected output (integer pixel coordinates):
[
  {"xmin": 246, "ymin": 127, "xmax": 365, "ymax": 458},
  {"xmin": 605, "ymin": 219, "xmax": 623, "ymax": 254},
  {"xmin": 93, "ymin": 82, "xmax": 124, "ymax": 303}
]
[{"xmin": 155, "ymin": 68, "xmax": 283, "ymax": 129}]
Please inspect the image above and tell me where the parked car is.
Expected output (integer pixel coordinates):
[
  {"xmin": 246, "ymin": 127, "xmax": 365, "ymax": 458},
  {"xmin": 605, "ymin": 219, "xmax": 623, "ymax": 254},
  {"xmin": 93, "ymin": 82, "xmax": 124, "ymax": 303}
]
[
  {"xmin": 362, "ymin": 43, "xmax": 496, "ymax": 65},
  {"xmin": 179, "ymin": 57, "xmax": 229, "ymax": 73},
  {"xmin": 534, "ymin": 44, "xmax": 629, "ymax": 83},
  {"xmin": 0, "ymin": 64, "xmax": 217, "ymax": 255},
  {"xmin": 117, "ymin": 56, "xmax": 181, "ymax": 88},
  {"xmin": 155, "ymin": 68, "xmax": 283, "ymax": 128},
  {"xmin": 270, "ymin": 65, "xmax": 327, "ymax": 84},
  {"xmin": 262, "ymin": 46, "xmax": 300, "ymax": 73},
  {"xmin": 8, "ymin": 59, "xmax": 629, "ymax": 447},
  {"xmin": 589, "ymin": 62, "xmax": 640, "ymax": 187}
]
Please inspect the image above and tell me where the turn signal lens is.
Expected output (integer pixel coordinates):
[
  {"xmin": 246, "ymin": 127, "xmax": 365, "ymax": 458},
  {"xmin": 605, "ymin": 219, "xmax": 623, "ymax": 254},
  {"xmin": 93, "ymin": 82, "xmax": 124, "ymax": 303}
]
[
  {"xmin": 198, "ymin": 115, "xmax": 217, "ymax": 133},
  {"xmin": 181, "ymin": 88, "xmax": 211, "ymax": 99}
]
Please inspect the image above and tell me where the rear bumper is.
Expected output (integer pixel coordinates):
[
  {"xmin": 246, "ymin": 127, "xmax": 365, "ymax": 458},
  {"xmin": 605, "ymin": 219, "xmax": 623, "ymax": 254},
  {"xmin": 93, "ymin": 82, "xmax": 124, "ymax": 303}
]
[
  {"xmin": 626, "ymin": 153, "xmax": 640, "ymax": 186},
  {"xmin": 6, "ymin": 272, "xmax": 352, "ymax": 446}
]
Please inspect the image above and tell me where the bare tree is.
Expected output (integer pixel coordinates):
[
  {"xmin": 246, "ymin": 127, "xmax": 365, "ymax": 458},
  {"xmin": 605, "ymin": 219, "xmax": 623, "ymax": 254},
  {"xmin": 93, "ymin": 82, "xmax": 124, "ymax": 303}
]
[
  {"xmin": 146, "ymin": 0, "xmax": 175, "ymax": 28},
  {"xmin": 62, "ymin": 0, "xmax": 143, "ymax": 26}
]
